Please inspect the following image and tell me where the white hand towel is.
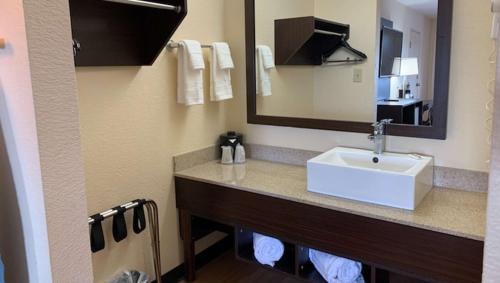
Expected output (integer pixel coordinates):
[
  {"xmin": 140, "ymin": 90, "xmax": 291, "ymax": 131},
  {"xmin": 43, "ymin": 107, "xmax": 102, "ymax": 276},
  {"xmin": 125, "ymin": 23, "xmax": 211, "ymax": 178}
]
[
  {"xmin": 256, "ymin": 45, "xmax": 275, "ymax": 97},
  {"xmin": 253, "ymin": 233, "xmax": 285, "ymax": 267},
  {"xmin": 183, "ymin": 40, "xmax": 205, "ymax": 70},
  {"xmin": 177, "ymin": 40, "xmax": 205, "ymax": 106},
  {"xmin": 214, "ymin": 42, "xmax": 235, "ymax": 69},
  {"xmin": 210, "ymin": 42, "xmax": 234, "ymax": 101},
  {"xmin": 309, "ymin": 249, "xmax": 363, "ymax": 283},
  {"xmin": 257, "ymin": 45, "xmax": 275, "ymax": 69}
]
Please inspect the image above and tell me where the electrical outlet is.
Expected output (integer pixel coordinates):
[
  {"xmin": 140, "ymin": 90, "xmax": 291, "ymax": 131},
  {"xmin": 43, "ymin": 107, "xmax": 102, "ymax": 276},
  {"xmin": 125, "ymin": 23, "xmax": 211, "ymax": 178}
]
[{"xmin": 353, "ymin": 69, "xmax": 363, "ymax": 83}]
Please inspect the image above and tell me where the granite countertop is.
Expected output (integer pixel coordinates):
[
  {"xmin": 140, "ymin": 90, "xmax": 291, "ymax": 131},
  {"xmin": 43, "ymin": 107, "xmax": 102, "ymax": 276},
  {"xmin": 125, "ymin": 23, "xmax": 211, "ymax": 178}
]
[
  {"xmin": 175, "ymin": 159, "xmax": 487, "ymax": 241},
  {"xmin": 377, "ymin": 98, "xmax": 423, "ymax": 107}
]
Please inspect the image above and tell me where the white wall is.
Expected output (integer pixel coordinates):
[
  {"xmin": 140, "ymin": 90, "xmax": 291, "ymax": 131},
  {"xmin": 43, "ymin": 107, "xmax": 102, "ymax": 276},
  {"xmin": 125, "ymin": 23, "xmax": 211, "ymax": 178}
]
[
  {"xmin": 482, "ymin": 36, "xmax": 500, "ymax": 283},
  {"xmin": 0, "ymin": 0, "xmax": 94, "ymax": 282},
  {"xmin": 0, "ymin": 125, "xmax": 29, "ymax": 283},
  {"xmin": 227, "ymin": 0, "xmax": 495, "ymax": 173},
  {"xmin": 23, "ymin": 0, "xmax": 94, "ymax": 281},
  {"xmin": 0, "ymin": 1, "xmax": 52, "ymax": 282}
]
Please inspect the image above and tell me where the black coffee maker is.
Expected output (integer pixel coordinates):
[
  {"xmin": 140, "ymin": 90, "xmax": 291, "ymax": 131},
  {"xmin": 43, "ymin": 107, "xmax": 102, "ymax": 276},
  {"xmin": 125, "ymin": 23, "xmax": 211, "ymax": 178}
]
[{"xmin": 219, "ymin": 131, "xmax": 243, "ymax": 158}]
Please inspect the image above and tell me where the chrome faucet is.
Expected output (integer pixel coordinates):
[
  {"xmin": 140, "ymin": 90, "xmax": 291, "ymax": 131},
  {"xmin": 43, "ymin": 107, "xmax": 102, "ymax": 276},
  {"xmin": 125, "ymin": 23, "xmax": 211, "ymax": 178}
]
[{"xmin": 368, "ymin": 119, "xmax": 393, "ymax": 155}]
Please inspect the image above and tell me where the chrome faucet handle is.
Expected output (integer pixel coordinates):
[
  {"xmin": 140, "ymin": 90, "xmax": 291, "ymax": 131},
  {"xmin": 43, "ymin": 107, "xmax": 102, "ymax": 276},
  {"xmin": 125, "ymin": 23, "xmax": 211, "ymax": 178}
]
[
  {"xmin": 371, "ymin": 122, "xmax": 384, "ymax": 132},
  {"xmin": 371, "ymin": 119, "xmax": 393, "ymax": 135},
  {"xmin": 373, "ymin": 119, "xmax": 393, "ymax": 130}
]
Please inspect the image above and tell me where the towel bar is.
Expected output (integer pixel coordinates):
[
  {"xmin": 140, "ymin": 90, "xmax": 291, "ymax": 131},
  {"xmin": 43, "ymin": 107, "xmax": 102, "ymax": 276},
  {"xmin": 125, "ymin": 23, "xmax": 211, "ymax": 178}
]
[
  {"xmin": 102, "ymin": 0, "xmax": 182, "ymax": 13},
  {"xmin": 167, "ymin": 40, "xmax": 213, "ymax": 50},
  {"xmin": 314, "ymin": 29, "xmax": 346, "ymax": 37}
]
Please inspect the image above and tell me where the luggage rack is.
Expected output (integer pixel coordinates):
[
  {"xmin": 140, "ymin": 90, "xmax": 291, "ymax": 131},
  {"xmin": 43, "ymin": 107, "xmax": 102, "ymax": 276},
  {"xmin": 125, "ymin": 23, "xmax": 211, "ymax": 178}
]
[{"xmin": 88, "ymin": 199, "xmax": 161, "ymax": 282}]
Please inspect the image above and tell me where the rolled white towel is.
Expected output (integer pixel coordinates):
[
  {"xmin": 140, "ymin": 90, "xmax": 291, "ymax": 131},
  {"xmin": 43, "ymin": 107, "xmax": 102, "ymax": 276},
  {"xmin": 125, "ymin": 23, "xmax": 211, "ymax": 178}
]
[
  {"xmin": 253, "ymin": 233, "xmax": 284, "ymax": 267},
  {"xmin": 309, "ymin": 249, "xmax": 363, "ymax": 283}
]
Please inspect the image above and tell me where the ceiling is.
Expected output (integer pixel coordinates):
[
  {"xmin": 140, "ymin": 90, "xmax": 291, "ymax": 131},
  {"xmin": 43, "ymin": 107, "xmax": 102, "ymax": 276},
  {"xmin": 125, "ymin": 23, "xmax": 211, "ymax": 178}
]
[{"xmin": 397, "ymin": 0, "xmax": 438, "ymax": 18}]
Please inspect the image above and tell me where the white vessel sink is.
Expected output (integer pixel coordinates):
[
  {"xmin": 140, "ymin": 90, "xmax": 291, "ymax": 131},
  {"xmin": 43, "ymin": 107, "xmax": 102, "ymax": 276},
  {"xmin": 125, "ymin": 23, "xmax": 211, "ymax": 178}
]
[{"xmin": 307, "ymin": 147, "xmax": 433, "ymax": 210}]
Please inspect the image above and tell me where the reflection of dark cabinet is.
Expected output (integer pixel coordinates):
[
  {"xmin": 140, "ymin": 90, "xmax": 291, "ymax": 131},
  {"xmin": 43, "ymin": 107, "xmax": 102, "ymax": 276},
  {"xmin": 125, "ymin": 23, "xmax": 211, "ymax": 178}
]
[
  {"xmin": 377, "ymin": 100, "xmax": 423, "ymax": 125},
  {"xmin": 274, "ymin": 17, "xmax": 350, "ymax": 65}
]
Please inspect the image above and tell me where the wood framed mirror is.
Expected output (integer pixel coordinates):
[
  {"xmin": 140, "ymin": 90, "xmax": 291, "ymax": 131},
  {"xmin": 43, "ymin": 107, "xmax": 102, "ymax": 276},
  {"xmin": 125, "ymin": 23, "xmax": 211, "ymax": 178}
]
[{"xmin": 245, "ymin": 0, "xmax": 453, "ymax": 139}]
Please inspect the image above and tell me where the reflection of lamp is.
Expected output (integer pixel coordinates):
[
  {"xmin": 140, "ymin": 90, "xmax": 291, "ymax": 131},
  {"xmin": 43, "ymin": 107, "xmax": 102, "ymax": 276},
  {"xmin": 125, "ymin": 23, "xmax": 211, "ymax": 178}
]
[{"xmin": 392, "ymin": 57, "xmax": 419, "ymax": 98}]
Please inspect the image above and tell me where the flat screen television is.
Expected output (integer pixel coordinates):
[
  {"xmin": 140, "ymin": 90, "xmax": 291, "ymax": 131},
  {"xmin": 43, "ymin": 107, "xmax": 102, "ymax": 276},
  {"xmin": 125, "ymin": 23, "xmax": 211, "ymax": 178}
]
[{"xmin": 379, "ymin": 26, "xmax": 403, "ymax": 77}]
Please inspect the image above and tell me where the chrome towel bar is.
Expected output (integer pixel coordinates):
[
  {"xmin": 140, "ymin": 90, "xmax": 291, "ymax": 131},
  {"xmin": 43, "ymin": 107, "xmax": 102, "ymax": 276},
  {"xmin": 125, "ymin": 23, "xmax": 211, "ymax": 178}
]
[
  {"xmin": 102, "ymin": 0, "xmax": 182, "ymax": 13},
  {"xmin": 167, "ymin": 40, "xmax": 213, "ymax": 49}
]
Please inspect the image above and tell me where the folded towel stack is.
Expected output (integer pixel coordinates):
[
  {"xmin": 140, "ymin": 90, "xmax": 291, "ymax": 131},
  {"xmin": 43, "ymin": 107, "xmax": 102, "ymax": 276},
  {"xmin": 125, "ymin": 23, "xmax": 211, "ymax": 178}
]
[
  {"xmin": 256, "ymin": 45, "xmax": 275, "ymax": 97},
  {"xmin": 253, "ymin": 233, "xmax": 285, "ymax": 267},
  {"xmin": 309, "ymin": 249, "xmax": 364, "ymax": 283},
  {"xmin": 177, "ymin": 40, "xmax": 205, "ymax": 106},
  {"xmin": 210, "ymin": 42, "xmax": 235, "ymax": 102}
]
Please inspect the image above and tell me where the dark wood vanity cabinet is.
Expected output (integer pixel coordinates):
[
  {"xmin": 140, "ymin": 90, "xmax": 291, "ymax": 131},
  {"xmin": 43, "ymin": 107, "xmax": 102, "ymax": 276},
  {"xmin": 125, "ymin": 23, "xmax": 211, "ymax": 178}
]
[{"xmin": 175, "ymin": 177, "xmax": 484, "ymax": 283}]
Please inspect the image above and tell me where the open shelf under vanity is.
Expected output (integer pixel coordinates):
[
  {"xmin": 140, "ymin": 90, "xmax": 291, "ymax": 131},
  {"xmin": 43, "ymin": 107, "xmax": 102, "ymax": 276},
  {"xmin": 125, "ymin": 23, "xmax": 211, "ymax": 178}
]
[
  {"xmin": 189, "ymin": 216, "xmax": 432, "ymax": 283},
  {"xmin": 296, "ymin": 246, "xmax": 372, "ymax": 283},
  {"xmin": 236, "ymin": 227, "xmax": 297, "ymax": 276}
]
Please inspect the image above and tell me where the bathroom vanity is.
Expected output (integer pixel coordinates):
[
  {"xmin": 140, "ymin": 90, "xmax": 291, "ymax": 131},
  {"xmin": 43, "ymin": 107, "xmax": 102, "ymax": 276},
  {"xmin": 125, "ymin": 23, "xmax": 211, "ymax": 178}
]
[{"xmin": 175, "ymin": 159, "xmax": 486, "ymax": 283}]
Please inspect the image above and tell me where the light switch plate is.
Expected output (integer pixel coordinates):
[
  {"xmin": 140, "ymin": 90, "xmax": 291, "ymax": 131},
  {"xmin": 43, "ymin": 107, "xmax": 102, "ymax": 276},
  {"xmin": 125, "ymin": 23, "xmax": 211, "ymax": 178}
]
[{"xmin": 353, "ymin": 69, "xmax": 363, "ymax": 83}]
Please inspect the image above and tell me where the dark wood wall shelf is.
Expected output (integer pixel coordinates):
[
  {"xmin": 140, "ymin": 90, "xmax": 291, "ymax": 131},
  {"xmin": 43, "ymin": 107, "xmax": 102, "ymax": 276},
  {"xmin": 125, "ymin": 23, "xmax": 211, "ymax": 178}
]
[
  {"xmin": 275, "ymin": 16, "xmax": 350, "ymax": 65},
  {"xmin": 69, "ymin": 0, "xmax": 187, "ymax": 66}
]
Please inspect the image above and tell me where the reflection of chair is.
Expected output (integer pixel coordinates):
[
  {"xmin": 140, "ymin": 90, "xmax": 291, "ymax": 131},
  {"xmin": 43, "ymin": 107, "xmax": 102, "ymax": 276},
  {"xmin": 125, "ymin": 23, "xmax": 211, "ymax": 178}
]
[{"xmin": 422, "ymin": 102, "xmax": 433, "ymax": 126}]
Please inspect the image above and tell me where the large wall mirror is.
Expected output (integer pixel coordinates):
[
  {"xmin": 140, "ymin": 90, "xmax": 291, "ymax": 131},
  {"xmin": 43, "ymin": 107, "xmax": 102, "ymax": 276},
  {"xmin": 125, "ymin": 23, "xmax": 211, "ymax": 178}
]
[{"xmin": 245, "ymin": 0, "xmax": 453, "ymax": 139}]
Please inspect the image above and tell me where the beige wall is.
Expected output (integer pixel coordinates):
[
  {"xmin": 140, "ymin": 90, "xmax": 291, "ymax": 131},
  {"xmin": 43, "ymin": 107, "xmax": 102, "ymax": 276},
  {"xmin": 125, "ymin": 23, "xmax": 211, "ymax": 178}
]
[
  {"xmin": 255, "ymin": 0, "xmax": 377, "ymax": 122},
  {"xmin": 313, "ymin": 0, "xmax": 377, "ymax": 122},
  {"xmin": 75, "ymin": 0, "xmax": 495, "ymax": 281},
  {"xmin": 255, "ymin": 0, "xmax": 316, "ymax": 118},
  {"xmin": 227, "ymin": 0, "xmax": 495, "ymax": 173},
  {"xmin": 76, "ymin": 0, "xmax": 231, "ymax": 281}
]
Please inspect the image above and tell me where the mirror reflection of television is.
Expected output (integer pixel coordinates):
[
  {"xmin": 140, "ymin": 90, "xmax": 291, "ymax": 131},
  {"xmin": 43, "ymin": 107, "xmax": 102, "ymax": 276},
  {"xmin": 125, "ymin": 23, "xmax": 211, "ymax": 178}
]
[{"xmin": 379, "ymin": 26, "xmax": 403, "ymax": 77}]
